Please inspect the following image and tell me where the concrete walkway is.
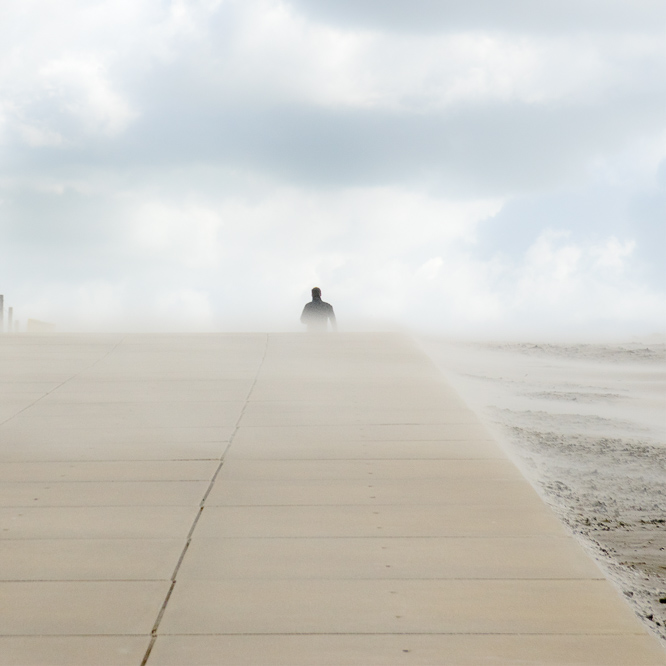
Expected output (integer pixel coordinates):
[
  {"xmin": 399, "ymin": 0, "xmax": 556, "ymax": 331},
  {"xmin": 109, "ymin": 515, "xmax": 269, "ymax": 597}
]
[{"xmin": 0, "ymin": 333, "xmax": 664, "ymax": 665}]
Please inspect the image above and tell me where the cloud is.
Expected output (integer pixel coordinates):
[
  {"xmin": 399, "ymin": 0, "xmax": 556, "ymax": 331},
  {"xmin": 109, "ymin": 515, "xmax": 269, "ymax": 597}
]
[
  {"xmin": 5, "ymin": 0, "xmax": 661, "ymax": 202},
  {"xmin": 416, "ymin": 257, "xmax": 444, "ymax": 281},
  {"xmin": 154, "ymin": 288, "xmax": 215, "ymax": 330},
  {"xmin": 38, "ymin": 58, "xmax": 137, "ymax": 137},
  {"xmin": 130, "ymin": 201, "xmax": 223, "ymax": 269},
  {"xmin": 0, "ymin": 0, "xmax": 220, "ymax": 146},
  {"xmin": 287, "ymin": 0, "xmax": 666, "ymax": 35},
  {"xmin": 0, "ymin": 0, "xmax": 664, "ymax": 336},
  {"xmin": 591, "ymin": 237, "xmax": 635, "ymax": 269}
]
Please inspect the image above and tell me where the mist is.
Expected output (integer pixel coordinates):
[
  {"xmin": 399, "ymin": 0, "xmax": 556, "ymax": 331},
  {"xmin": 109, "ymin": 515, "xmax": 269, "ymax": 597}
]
[{"xmin": 1, "ymin": 0, "xmax": 664, "ymax": 339}]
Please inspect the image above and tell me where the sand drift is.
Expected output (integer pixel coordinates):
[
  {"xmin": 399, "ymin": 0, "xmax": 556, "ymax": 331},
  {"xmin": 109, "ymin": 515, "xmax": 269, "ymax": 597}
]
[{"xmin": 422, "ymin": 337, "xmax": 666, "ymax": 647}]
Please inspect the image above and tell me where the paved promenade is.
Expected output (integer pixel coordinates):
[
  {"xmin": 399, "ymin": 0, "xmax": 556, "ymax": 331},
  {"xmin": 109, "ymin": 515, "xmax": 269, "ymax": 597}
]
[{"xmin": 0, "ymin": 333, "xmax": 664, "ymax": 665}]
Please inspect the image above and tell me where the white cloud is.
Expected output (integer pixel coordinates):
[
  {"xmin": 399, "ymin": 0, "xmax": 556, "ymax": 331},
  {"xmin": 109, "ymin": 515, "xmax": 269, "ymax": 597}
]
[
  {"xmin": 39, "ymin": 58, "xmax": 137, "ymax": 136},
  {"xmin": 155, "ymin": 288, "xmax": 214, "ymax": 328},
  {"xmin": 522, "ymin": 230, "xmax": 582, "ymax": 283},
  {"xmin": 0, "ymin": 0, "xmax": 222, "ymax": 144},
  {"xmin": 16, "ymin": 122, "xmax": 63, "ymax": 147},
  {"xmin": 185, "ymin": 2, "xmax": 666, "ymax": 111},
  {"xmin": 0, "ymin": 0, "xmax": 664, "ymax": 336},
  {"xmin": 16, "ymin": 281, "xmax": 127, "ymax": 330},
  {"xmin": 2, "ymin": 0, "xmax": 664, "ymax": 120},
  {"xmin": 130, "ymin": 201, "xmax": 223, "ymax": 269},
  {"xmin": 591, "ymin": 237, "xmax": 635, "ymax": 269},
  {"xmin": 416, "ymin": 257, "xmax": 443, "ymax": 281}
]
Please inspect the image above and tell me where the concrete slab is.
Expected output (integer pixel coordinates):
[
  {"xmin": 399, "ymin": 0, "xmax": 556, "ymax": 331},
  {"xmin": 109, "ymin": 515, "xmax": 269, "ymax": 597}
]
[
  {"xmin": 17, "ymin": 402, "xmax": 245, "ymax": 427},
  {"xmin": 224, "ymin": 438, "xmax": 502, "ymax": 460},
  {"xmin": 0, "ymin": 403, "xmax": 30, "ymax": 421},
  {"xmin": 148, "ymin": 635, "xmax": 666, "ymax": 666},
  {"xmin": 0, "ymin": 425, "xmax": 233, "ymax": 443},
  {"xmin": 1, "ymin": 539, "xmax": 182, "ymax": 580},
  {"xmin": 0, "ymin": 440, "xmax": 227, "ymax": 462},
  {"xmin": 232, "ymin": 423, "xmax": 492, "ymax": 443},
  {"xmin": 159, "ymin": 579, "xmax": 644, "ymax": 635},
  {"xmin": 216, "ymin": 458, "xmax": 524, "ymax": 480},
  {"xmin": 0, "ymin": 480, "xmax": 209, "ymax": 506},
  {"xmin": 0, "ymin": 581, "xmax": 168, "ymax": 635},
  {"xmin": 45, "ymin": 380, "xmax": 253, "ymax": 403},
  {"xmin": 0, "ymin": 637, "xmax": 150, "ymax": 666},
  {"xmin": 204, "ymin": 477, "xmax": 539, "ymax": 506},
  {"xmin": 240, "ymin": 404, "xmax": 480, "ymax": 426},
  {"xmin": 0, "ymin": 381, "xmax": 61, "ymax": 395},
  {"xmin": 78, "ymin": 365, "xmax": 258, "ymax": 381},
  {"xmin": 195, "ymin": 503, "xmax": 570, "ymax": 538},
  {"xmin": 0, "ymin": 460, "xmax": 219, "ymax": 482},
  {"xmin": 0, "ymin": 506, "xmax": 199, "ymax": 539},
  {"xmin": 177, "ymin": 536, "xmax": 603, "ymax": 580},
  {"xmin": 249, "ymin": 384, "xmax": 466, "ymax": 407}
]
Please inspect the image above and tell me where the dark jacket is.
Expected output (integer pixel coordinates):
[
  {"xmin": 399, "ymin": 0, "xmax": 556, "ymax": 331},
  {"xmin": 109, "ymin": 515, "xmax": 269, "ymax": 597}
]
[{"xmin": 301, "ymin": 297, "xmax": 336, "ymax": 330}]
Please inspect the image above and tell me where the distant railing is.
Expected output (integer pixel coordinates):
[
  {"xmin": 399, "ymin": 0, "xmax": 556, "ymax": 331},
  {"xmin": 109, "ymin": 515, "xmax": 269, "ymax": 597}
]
[{"xmin": 0, "ymin": 295, "xmax": 21, "ymax": 333}]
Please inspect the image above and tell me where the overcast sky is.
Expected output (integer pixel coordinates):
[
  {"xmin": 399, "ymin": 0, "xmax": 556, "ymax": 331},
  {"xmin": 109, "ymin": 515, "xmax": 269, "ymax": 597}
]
[{"xmin": 1, "ymin": 0, "xmax": 664, "ymax": 336}]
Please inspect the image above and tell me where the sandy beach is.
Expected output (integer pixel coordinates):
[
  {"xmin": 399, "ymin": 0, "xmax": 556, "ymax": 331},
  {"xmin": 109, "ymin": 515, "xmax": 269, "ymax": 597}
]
[{"xmin": 421, "ymin": 337, "xmax": 666, "ymax": 646}]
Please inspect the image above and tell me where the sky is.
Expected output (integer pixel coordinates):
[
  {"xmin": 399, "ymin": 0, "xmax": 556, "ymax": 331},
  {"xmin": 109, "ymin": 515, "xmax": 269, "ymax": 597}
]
[{"xmin": 1, "ymin": 0, "xmax": 664, "ymax": 336}]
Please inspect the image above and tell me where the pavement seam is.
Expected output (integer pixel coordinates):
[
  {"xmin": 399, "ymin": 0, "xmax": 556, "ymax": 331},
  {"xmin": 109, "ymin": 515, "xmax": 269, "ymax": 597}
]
[
  {"xmin": 0, "ymin": 336, "xmax": 126, "ymax": 429},
  {"xmin": 140, "ymin": 333, "xmax": 269, "ymax": 666},
  {"xmin": 0, "ymin": 631, "xmax": 651, "ymax": 636}
]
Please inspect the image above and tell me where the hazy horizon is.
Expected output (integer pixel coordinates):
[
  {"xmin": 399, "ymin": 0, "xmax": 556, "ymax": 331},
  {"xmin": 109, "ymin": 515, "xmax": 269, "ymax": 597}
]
[{"xmin": 1, "ymin": 0, "xmax": 664, "ymax": 338}]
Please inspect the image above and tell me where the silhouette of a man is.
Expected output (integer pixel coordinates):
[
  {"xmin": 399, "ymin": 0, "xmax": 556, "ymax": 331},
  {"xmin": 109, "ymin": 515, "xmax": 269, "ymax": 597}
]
[{"xmin": 301, "ymin": 287, "xmax": 337, "ymax": 332}]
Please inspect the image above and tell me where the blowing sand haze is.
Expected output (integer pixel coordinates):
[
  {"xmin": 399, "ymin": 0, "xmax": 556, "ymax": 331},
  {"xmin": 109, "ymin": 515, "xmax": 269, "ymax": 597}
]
[{"xmin": 422, "ymin": 337, "xmax": 666, "ymax": 646}]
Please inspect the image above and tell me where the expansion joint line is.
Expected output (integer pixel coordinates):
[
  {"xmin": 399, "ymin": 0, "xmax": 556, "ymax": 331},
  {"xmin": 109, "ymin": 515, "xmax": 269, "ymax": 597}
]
[
  {"xmin": 0, "ymin": 335, "xmax": 127, "ymax": 429},
  {"xmin": 141, "ymin": 333, "xmax": 270, "ymax": 666}
]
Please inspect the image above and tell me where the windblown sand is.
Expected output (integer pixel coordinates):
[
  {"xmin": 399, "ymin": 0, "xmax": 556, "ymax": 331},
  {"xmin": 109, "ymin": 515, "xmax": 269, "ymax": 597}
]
[{"xmin": 421, "ymin": 337, "xmax": 666, "ymax": 646}]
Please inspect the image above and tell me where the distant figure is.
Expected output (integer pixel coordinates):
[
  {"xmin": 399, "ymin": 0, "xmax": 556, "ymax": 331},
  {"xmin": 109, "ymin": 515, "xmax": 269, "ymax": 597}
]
[{"xmin": 301, "ymin": 287, "xmax": 337, "ymax": 332}]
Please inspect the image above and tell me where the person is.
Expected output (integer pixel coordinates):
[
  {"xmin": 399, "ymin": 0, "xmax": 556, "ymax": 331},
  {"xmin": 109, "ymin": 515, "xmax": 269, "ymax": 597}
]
[{"xmin": 300, "ymin": 287, "xmax": 337, "ymax": 332}]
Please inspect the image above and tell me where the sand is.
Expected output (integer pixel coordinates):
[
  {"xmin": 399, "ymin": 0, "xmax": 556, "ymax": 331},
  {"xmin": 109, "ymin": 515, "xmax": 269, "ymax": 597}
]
[{"xmin": 420, "ymin": 337, "xmax": 666, "ymax": 646}]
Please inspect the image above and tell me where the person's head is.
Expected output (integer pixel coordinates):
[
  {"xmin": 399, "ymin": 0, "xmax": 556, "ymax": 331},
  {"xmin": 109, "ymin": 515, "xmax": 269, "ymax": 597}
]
[{"xmin": 311, "ymin": 287, "xmax": 321, "ymax": 298}]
